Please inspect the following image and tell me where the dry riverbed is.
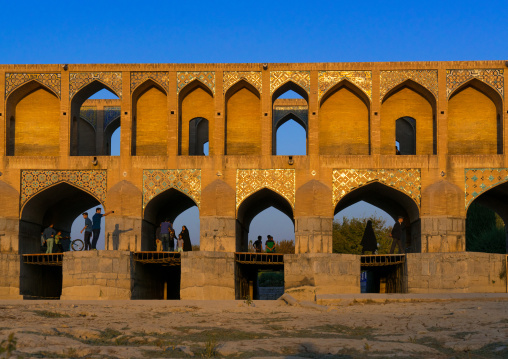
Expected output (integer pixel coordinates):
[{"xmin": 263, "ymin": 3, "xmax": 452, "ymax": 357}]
[{"xmin": 0, "ymin": 296, "xmax": 507, "ymax": 358}]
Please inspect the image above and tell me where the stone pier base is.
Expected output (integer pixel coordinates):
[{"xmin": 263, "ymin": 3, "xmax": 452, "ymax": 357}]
[
  {"xmin": 0, "ymin": 253, "xmax": 22, "ymax": 299},
  {"xmin": 284, "ymin": 253, "xmax": 360, "ymax": 301},
  {"xmin": 180, "ymin": 251, "xmax": 235, "ymax": 300},
  {"xmin": 406, "ymin": 252, "xmax": 507, "ymax": 293},
  {"xmin": 61, "ymin": 251, "xmax": 132, "ymax": 300}
]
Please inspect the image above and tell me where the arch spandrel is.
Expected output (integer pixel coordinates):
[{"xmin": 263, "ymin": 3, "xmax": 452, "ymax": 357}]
[
  {"xmin": 5, "ymin": 73, "xmax": 61, "ymax": 99},
  {"xmin": 130, "ymin": 71, "xmax": 169, "ymax": 94},
  {"xmin": 380, "ymin": 70, "xmax": 438, "ymax": 101},
  {"xmin": 464, "ymin": 168, "xmax": 508, "ymax": 210},
  {"xmin": 104, "ymin": 106, "xmax": 121, "ymax": 130},
  {"xmin": 270, "ymin": 71, "xmax": 310, "ymax": 95},
  {"xmin": 177, "ymin": 72, "xmax": 215, "ymax": 95},
  {"xmin": 223, "ymin": 71, "xmax": 262, "ymax": 95},
  {"xmin": 80, "ymin": 106, "xmax": 97, "ymax": 130},
  {"xmin": 318, "ymin": 71, "xmax": 372, "ymax": 101},
  {"xmin": 446, "ymin": 69, "xmax": 504, "ymax": 98},
  {"xmin": 236, "ymin": 169, "xmax": 295, "ymax": 210},
  {"xmin": 69, "ymin": 72, "xmax": 123, "ymax": 99},
  {"xmin": 332, "ymin": 169, "xmax": 421, "ymax": 208},
  {"xmin": 142, "ymin": 169, "xmax": 201, "ymax": 210},
  {"xmin": 20, "ymin": 170, "xmax": 107, "ymax": 212}
]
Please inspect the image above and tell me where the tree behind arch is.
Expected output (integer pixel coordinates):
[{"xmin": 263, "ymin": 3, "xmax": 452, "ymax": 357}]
[
  {"xmin": 333, "ymin": 216, "xmax": 392, "ymax": 254},
  {"xmin": 466, "ymin": 202, "xmax": 506, "ymax": 253}
]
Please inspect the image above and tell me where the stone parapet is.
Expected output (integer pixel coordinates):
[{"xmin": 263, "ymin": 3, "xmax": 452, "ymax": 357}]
[
  {"xmin": 406, "ymin": 252, "xmax": 507, "ymax": 293},
  {"xmin": 0, "ymin": 253, "xmax": 22, "ymax": 299},
  {"xmin": 295, "ymin": 217, "xmax": 333, "ymax": 254},
  {"xmin": 180, "ymin": 251, "xmax": 235, "ymax": 300},
  {"xmin": 284, "ymin": 253, "xmax": 360, "ymax": 301},
  {"xmin": 0, "ymin": 217, "xmax": 19, "ymax": 253},
  {"xmin": 61, "ymin": 250, "xmax": 132, "ymax": 300},
  {"xmin": 420, "ymin": 216, "xmax": 465, "ymax": 253},
  {"xmin": 199, "ymin": 216, "xmax": 236, "ymax": 252}
]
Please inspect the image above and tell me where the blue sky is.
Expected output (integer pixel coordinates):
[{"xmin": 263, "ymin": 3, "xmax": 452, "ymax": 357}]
[{"xmin": 4, "ymin": 0, "xmax": 506, "ymax": 248}]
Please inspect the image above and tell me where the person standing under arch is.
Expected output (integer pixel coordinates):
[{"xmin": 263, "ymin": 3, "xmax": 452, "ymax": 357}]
[
  {"xmin": 390, "ymin": 216, "xmax": 405, "ymax": 254},
  {"xmin": 180, "ymin": 226, "xmax": 192, "ymax": 251},
  {"xmin": 92, "ymin": 208, "xmax": 114, "ymax": 250}
]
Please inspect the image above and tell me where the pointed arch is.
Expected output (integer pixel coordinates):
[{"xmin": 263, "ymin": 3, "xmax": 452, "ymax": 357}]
[
  {"xmin": 225, "ymin": 79, "xmax": 262, "ymax": 155},
  {"xmin": 319, "ymin": 79, "xmax": 370, "ymax": 155},
  {"xmin": 104, "ymin": 115, "xmax": 121, "ymax": 155},
  {"xmin": 6, "ymin": 80, "xmax": 60, "ymax": 156},
  {"xmin": 272, "ymin": 80, "xmax": 309, "ymax": 104},
  {"xmin": 273, "ymin": 112, "xmax": 308, "ymax": 155},
  {"xmin": 383, "ymin": 79, "xmax": 437, "ymax": 111},
  {"xmin": 77, "ymin": 118, "xmax": 97, "ymax": 156},
  {"xmin": 236, "ymin": 188, "xmax": 295, "ymax": 252},
  {"xmin": 131, "ymin": 79, "xmax": 168, "ymax": 156},
  {"xmin": 178, "ymin": 79, "xmax": 214, "ymax": 155},
  {"xmin": 70, "ymin": 80, "xmax": 120, "ymax": 156},
  {"xmin": 131, "ymin": 78, "xmax": 167, "ymax": 97},
  {"xmin": 448, "ymin": 78, "xmax": 503, "ymax": 155},
  {"xmin": 320, "ymin": 79, "xmax": 370, "ymax": 108},
  {"xmin": 188, "ymin": 117, "xmax": 209, "ymax": 155},
  {"xmin": 381, "ymin": 79, "xmax": 436, "ymax": 155},
  {"xmin": 19, "ymin": 182, "xmax": 102, "ymax": 254}
]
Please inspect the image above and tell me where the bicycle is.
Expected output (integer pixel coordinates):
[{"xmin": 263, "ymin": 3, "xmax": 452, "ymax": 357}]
[{"xmin": 71, "ymin": 238, "xmax": 85, "ymax": 251}]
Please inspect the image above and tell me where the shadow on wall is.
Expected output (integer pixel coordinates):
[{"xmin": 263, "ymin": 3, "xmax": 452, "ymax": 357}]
[{"xmin": 111, "ymin": 224, "xmax": 133, "ymax": 250}]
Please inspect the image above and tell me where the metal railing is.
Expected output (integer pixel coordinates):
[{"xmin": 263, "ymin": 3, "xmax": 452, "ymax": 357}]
[
  {"xmin": 235, "ymin": 252, "xmax": 284, "ymax": 265},
  {"xmin": 361, "ymin": 254, "xmax": 405, "ymax": 267},
  {"xmin": 22, "ymin": 253, "xmax": 63, "ymax": 266},
  {"xmin": 132, "ymin": 251, "xmax": 181, "ymax": 266}
]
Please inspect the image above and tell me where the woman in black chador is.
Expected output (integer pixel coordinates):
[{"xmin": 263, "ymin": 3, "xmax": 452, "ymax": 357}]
[
  {"xmin": 360, "ymin": 220, "xmax": 377, "ymax": 254},
  {"xmin": 180, "ymin": 225, "xmax": 193, "ymax": 252}
]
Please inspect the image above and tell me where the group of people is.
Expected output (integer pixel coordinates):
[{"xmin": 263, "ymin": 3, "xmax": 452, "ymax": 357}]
[
  {"xmin": 40, "ymin": 224, "xmax": 68, "ymax": 253},
  {"xmin": 253, "ymin": 235, "xmax": 276, "ymax": 253},
  {"xmin": 80, "ymin": 208, "xmax": 114, "ymax": 250},
  {"xmin": 155, "ymin": 219, "xmax": 192, "ymax": 252},
  {"xmin": 360, "ymin": 216, "xmax": 406, "ymax": 254},
  {"xmin": 40, "ymin": 207, "xmax": 113, "ymax": 253}
]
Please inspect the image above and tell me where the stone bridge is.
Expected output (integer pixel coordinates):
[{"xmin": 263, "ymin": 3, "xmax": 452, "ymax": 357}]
[{"xmin": 0, "ymin": 61, "xmax": 507, "ymax": 299}]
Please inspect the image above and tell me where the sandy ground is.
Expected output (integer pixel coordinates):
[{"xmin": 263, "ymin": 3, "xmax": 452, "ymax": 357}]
[{"xmin": 0, "ymin": 295, "xmax": 507, "ymax": 358}]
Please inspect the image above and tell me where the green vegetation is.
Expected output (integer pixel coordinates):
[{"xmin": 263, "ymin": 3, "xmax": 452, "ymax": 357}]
[
  {"xmin": 0, "ymin": 333, "xmax": 16, "ymax": 357},
  {"xmin": 32, "ymin": 310, "xmax": 70, "ymax": 318},
  {"xmin": 466, "ymin": 203, "xmax": 506, "ymax": 253},
  {"xmin": 333, "ymin": 216, "xmax": 392, "ymax": 254},
  {"xmin": 258, "ymin": 271, "xmax": 284, "ymax": 287}
]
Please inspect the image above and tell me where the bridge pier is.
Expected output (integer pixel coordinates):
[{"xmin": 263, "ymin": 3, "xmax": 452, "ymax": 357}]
[
  {"xmin": 61, "ymin": 251, "xmax": 132, "ymax": 300},
  {"xmin": 295, "ymin": 216, "xmax": 333, "ymax": 253},
  {"xmin": 180, "ymin": 251, "xmax": 235, "ymax": 300},
  {"xmin": 420, "ymin": 216, "xmax": 466, "ymax": 253},
  {"xmin": 0, "ymin": 253, "xmax": 22, "ymax": 299}
]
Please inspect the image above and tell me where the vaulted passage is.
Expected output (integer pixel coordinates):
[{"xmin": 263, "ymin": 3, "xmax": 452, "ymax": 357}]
[
  {"xmin": 189, "ymin": 117, "xmax": 209, "ymax": 155},
  {"xmin": 179, "ymin": 82, "xmax": 214, "ymax": 155},
  {"xmin": 6, "ymin": 83, "xmax": 60, "ymax": 156},
  {"xmin": 319, "ymin": 83, "xmax": 370, "ymax": 155},
  {"xmin": 226, "ymin": 81, "xmax": 261, "ymax": 155},
  {"xmin": 19, "ymin": 183, "xmax": 102, "ymax": 299},
  {"xmin": 448, "ymin": 81, "xmax": 502, "ymax": 155},
  {"xmin": 381, "ymin": 83, "xmax": 435, "ymax": 155},
  {"xmin": 132, "ymin": 83, "xmax": 168, "ymax": 156}
]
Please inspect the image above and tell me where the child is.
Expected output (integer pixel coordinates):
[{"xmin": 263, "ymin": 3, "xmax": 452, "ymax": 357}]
[
  {"xmin": 177, "ymin": 234, "xmax": 184, "ymax": 253},
  {"xmin": 156, "ymin": 238, "xmax": 163, "ymax": 252}
]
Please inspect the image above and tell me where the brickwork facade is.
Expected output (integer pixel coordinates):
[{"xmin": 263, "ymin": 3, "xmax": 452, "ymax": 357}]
[{"xmin": 0, "ymin": 61, "xmax": 507, "ymax": 298}]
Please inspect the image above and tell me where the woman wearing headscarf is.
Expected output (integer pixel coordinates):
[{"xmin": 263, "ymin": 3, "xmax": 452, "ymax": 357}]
[
  {"xmin": 360, "ymin": 220, "xmax": 377, "ymax": 254},
  {"xmin": 180, "ymin": 225, "xmax": 193, "ymax": 251}
]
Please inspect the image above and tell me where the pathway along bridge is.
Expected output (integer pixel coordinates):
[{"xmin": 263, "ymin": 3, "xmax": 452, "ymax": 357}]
[{"xmin": 0, "ymin": 61, "xmax": 507, "ymax": 300}]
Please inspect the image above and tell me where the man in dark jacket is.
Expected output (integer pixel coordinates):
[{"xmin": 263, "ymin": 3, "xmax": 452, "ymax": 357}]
[{"xmin": 390, "ymin": 216, "xmax": 405, "ymax": 254}]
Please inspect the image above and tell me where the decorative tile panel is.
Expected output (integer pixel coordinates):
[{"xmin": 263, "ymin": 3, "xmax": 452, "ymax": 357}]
[
  {"xmin": 236, "ymin": 169, "xmax": 295, "ymax": 209},
  {"xmin": 80, "ymin": 106, "xmax": 97, "ymax": 130},
  {"xmin": 69, "ymin": 72, "xmax": 122, "ymax": 99},
  {"xmin": 465, "ymin": 168, "xmax": 508, "ymax": 209},
  {"xmin": 143, "ymin": 170, "xmax": 201, "ymax": 209},
  {"xmin": 447, "ymin": 69, "xmax": 504, "ymax": 98},
  {"xmin": 223, "ymin": 71, "xmax": 262, "ymax": 94},
  {"xmin": 176, "ymin": 72, "xmax": 215, "ymax": 94},
  {"xmin": 332, "ymin": 169, "xmax": 421, "ymax": 207},
  {"xmin": 380, "ymin": 70, "xmax": 438, "ymax": 100},
  {"xmin": 270, "ymin": 71, "xmax": 311, "ymax": 95},
  {"xmin": 318, "ymin": 71, "xmax": 372, "ymax": 100},
  {"xmin": 131, "ymin": 71, "xmax": 169, "ymax": 93},
  {"xmin": 21, "ymin": 170, "xmax": 107, "ymax": 210},
  {"xmin": 104, "ymin": 107, "xmax": 121, "ymax": 129},
  {"xmin": 5, "ymin": 73, "xmax": 61, "ymax": 99}
]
